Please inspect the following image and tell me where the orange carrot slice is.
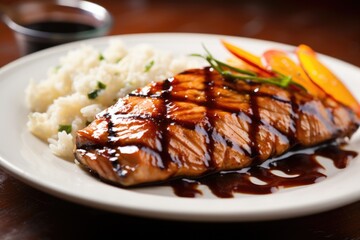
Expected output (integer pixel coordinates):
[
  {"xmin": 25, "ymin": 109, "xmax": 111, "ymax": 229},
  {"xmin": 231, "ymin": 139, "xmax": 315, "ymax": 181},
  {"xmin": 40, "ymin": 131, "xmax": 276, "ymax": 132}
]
[
  {"xmin": 262, "ymin": 49, "xmax": 325, "ymax": 98},
  {"xmin": 221, "ymin": 39, "xmax": 273, "ymax": 77},
  {"xmin": 296, "ymin": 44, "xmax": 360, "ymax": 116}
]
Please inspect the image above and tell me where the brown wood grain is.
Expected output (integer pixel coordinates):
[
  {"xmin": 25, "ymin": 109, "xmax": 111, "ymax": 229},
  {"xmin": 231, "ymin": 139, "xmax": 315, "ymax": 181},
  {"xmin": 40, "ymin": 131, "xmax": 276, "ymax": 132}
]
[{"xmin": 0, "ymin": 0, "xmax": 359, "ymax": 239}]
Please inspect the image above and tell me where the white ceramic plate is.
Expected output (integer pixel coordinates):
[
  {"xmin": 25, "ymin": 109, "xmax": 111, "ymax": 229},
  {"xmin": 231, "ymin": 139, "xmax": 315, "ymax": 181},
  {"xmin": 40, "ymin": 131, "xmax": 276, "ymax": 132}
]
[{"xmin": 0, "ymin": 33, "xmax": 359, "ymax": 221}]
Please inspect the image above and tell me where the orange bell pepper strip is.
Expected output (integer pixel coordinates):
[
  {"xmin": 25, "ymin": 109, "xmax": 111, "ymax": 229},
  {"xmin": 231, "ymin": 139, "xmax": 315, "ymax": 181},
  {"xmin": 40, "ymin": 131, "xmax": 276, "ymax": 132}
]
[
  {"xmin": 262, "ymin": 49, "xmax": 326, "ymax": 98},
  {"xmin": 221, "ymin": 39, "xmax": 273, "ymax": 77},
  {"xmin": 296, "ymin": 44, "xmax": 360, "ymax": 116}
]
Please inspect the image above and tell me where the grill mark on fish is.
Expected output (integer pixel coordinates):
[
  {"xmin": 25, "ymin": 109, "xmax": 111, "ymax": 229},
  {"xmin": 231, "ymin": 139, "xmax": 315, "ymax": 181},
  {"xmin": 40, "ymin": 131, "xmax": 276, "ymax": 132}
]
[
  {"xmin": 202, "ymin": 67, "xmax": 216, "ymax": 169},
  {"xmin": 157, "ymin": 78, "xmax": 173, "ymax": 169},
  {"xmin": 289, "ymin": 95, "xmax": 299, "ymax": 146},
  {"xmin": 249, "ymin": 91, "xmax": 260, "ymax": 161},
  {"xmin": 104, "ymin": 113, "xmax": 122, "ymax": 173},
  {"xmin": 75, "ymin": 68, "xmax": 359, "ymax": 187}
]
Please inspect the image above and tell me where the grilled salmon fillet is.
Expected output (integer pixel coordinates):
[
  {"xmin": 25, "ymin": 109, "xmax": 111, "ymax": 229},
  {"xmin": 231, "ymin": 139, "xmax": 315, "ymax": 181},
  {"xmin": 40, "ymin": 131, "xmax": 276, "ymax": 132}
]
[{"xmin": 74, "ymin": 68, "xmax": 359, "ymax": 186}]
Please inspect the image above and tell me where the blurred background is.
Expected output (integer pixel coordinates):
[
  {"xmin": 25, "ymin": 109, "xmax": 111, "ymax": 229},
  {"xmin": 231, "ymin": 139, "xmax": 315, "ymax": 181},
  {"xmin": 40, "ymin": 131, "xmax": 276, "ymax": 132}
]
[
  {"xmin": 0, "ymin": 0, "xmax": 359, "ymax": 239},
  {"xmin": 1, "ymin": 0, "xmax": 359, "ymax": 66}
]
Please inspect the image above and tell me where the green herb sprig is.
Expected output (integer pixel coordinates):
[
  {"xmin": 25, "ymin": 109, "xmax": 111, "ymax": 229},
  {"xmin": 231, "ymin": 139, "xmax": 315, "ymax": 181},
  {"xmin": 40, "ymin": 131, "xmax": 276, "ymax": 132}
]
[
  {"xmin": 87, "ymin": 81, "xmax": 107, "ymax": 100},
  {"xmin": 191, "ymin": 45, "xmax": 304, "ymax": 90}
]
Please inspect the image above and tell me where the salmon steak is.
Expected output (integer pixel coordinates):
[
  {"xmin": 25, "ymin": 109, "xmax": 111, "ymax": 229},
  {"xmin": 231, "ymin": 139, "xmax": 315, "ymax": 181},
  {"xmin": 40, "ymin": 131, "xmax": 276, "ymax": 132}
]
[{"xmin": 74, "ymin": 68, "xmax": 359, "ymax": 186}]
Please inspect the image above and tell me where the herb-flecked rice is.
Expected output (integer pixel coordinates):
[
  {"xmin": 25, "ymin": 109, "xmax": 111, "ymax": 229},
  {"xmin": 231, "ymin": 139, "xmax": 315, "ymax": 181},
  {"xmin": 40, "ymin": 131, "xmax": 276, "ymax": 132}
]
[{"xmin": 26, "ymin": 40, "xmax": 202, "ymax": 159}]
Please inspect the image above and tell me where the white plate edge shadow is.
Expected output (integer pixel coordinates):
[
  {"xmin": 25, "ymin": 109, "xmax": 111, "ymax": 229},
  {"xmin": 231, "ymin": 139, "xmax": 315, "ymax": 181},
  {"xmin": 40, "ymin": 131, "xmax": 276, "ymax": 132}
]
[{"xmin": 0, "ymin": 33, "xmax": 359, "ymax": 221}]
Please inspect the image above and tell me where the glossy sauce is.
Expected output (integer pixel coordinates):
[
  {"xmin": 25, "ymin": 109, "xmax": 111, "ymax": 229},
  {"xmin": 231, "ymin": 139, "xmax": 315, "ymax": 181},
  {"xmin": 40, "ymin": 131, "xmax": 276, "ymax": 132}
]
[
  {"xmin": 170, "ymin": 144, "xmax": 357, "ymax": 198},
  {"xmin": 24, "ymin": 21, "xmax": 96, "ymax": 33},
  {"xmin": 22, "ymin": 21, "xmax": 97, "ymax": 54},
  {"xmin": 83, "ymin": 67, "xmax": 358, "ymax": 191},
  {"xmin": 147, "ymin": 68, "xmax": 356, "ymax": 198}
]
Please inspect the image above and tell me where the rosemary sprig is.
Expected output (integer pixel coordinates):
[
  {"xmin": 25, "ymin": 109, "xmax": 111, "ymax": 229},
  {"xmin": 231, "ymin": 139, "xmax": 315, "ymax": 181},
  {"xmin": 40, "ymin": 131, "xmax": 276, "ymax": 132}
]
[{"xmin": 191, "ymin": 45, "xmax": 304, "ymax": 90}]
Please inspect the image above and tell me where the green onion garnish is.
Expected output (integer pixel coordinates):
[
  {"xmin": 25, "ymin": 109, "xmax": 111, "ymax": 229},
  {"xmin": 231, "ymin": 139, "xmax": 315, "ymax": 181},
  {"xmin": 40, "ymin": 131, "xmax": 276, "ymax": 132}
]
[
  {"xmin": 88, "ymin": 82, "xmax": 107, "ymax": 99},
  {"xmin": 88, "ymin": 90, "xmax": 99, "ymax": 99},
  {"xmin": 58, "ymin": 125, "xmax": 72, "ymax": 134},
  {"xmin": 144, "ymin": 60, "xmax": 155, "ymax": 72},
  {"xmin": 97, "ymin": 81, "xmax": 106, "ymax": 89}
]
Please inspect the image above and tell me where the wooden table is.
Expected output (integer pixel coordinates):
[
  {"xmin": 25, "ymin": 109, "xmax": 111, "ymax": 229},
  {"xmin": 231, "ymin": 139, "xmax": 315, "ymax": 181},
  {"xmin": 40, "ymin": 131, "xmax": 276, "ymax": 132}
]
[{"xmin": 0, "ymin": 0, "xmax": 359, "ymax": 239}]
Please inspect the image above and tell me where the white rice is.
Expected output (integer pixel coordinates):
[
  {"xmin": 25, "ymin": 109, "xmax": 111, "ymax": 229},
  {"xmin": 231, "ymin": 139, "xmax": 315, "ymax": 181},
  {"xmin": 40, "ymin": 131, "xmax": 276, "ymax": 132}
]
[{"xmin": 26, "ymin": 40, "xmax": 203, "ymax": 159}]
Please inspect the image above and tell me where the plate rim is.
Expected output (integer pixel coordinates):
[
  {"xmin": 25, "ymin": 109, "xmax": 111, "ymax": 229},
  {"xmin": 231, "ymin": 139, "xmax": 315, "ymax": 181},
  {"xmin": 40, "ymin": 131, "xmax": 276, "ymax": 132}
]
[{"xmin": 0, "ymin": 32, "xmax": 359, "ymax": 221}]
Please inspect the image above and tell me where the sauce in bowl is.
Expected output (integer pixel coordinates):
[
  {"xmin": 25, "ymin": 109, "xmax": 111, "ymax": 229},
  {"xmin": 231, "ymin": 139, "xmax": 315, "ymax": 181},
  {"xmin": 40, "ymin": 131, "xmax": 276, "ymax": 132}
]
[{"xmin": 2, "ymin": 1, "xmax": 112, "ymax": 55}]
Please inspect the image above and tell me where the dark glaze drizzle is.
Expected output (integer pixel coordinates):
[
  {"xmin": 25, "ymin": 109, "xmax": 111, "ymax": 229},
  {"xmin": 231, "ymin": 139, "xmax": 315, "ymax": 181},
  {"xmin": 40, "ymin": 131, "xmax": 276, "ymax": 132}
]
[
  {"xmin": 105, "ymin": 113, "xmax": 123, "ymax": 174},
  {"xmin": 289, "ymin": 95, "xmax": 300, "ymax": 146},
  {"xmin": 203, "ymin": 69, "xmax": 216, "ymax": 169},
  {"xmin": 170, "ymin": 144, "xmax": 357, "ymax": 198},
  {"xmin": 248, "ymin": 90, "xmax": 261, "ymax": 162},
  {"xmin": 157, "ymin": 78, "xmax": 173, "ymax": 169},
  {"xmin": 120, "ymin": 67, "xmax": 301, "ymax": 163},
  {"xmin": 315, "ymin": 144, "xmax": 358, "ymax": 169},
  {"xmin": 84, "ymin": 67, "xmax": 358, "ymax": 196}
]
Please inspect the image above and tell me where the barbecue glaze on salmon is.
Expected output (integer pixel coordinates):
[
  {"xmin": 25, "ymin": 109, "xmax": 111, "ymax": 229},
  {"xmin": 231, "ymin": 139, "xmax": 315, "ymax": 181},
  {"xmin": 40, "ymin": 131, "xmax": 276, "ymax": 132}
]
[{"xmin": 74, "ymin": 68, "xmax": 359, "ymax": 186}]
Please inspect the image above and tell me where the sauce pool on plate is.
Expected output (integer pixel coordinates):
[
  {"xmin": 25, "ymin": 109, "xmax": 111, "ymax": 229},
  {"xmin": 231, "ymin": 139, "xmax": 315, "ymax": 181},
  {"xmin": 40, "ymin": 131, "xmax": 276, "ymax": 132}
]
[{"xmin": 169, "ymin": 144, "xmax": 357, "ymax": 198}]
